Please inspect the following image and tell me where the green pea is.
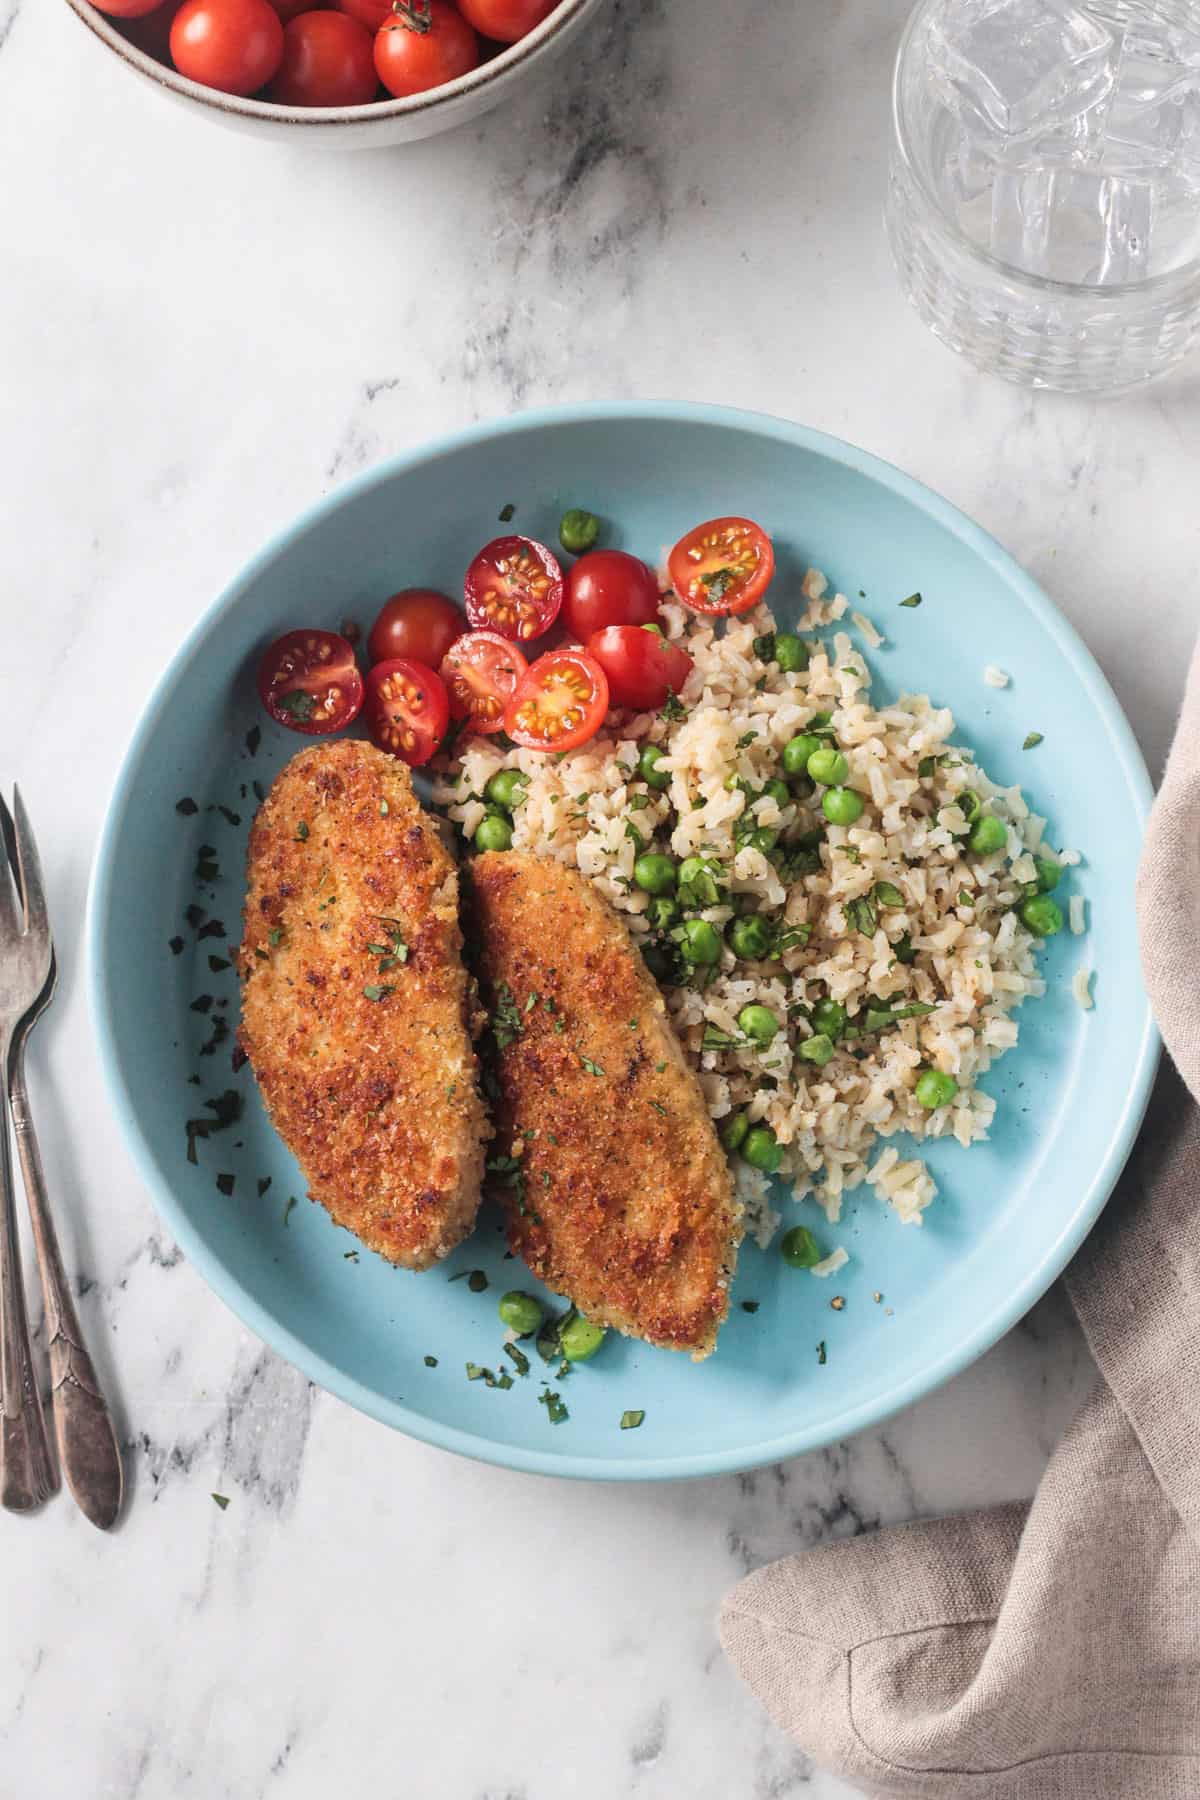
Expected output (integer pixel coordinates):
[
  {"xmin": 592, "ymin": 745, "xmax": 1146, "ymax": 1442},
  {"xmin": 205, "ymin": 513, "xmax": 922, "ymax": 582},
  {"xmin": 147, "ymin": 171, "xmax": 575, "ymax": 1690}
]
[
  {"xmin": 748, "ymin": 827, "xmax": 778, "ymax": 855},
  {"xmin": 1034, "ymin": 856, "xmax": 1061, "ymax": 892},
  {"xmin": 1019, "ymin": 894, "xmax": 1064, "ymax": 938},
  {"xmin": 484, "ymin": 769, "xmax": 528, "ymax": 810},
  {"xmin": 720, "ymin": 1110, "xmax": 750, "ymax": 1153},
  {"xmin": 646, "ymin": 896, "xmax": 679, "ymax": 931},
  {"xmin": 798, "ymin": 1033, "xmax": 834, "ymax": 1066},
  {"xmin": 642, "ymin": 942, "xmax": 675, "ymax": 981},
  {"xmin": 638, "ymin": 745, "xmax": 671, "ymax": 790},
  {"xmin": 968, "ymin": 813, "xmax": 1007, "ymax": 856},
  {"xmin": 737, "ymin": 1004, "xmax": 780, "ymax": 1044},
  {"xmin": 822, "ymin": 787, "xmax": 864, "ymax": 826},
  {"xmin": 811, "ymin": 998, "xmax": 847, "ymax": 1039},
  {"xmin": 782, "ymin": 734, "xmax": 823, "ymax": 776},
  {"xmin": 560, "ymin": 1313, "xmax": 606, "ymax": 1361},
  {"xmin": 807, "ymin": 746, "xmax": 850, "ymax": 787},
  {"xmin": 761, "ymin": 778, "xmax": 791, "ymax": 808},
  {"xmin": 915, "ymin": 1068, "xmax": 958, "ymax": 1109},
  {"xmin": 727, "ymin": 915, "xmax": 772, "ymax": 961},
  {"xmin": 741, "ymin": 1125, "xmax": 782, "ymax": 1174},
  {"xmin": 679, "ymin": 918, "xmax": 722, "ymax": 965},
  {"xmin": 774, "ymin": 634, "xmax": 809, "ymax": 674},
  {"xmin": 559, "ymin": 508, "xmax": 600, "ymax": 554},
  {"xmin": 475, "ymin": 814, "xmax": 513, "ymax": 852},
  {"xmin": 498, "ymin": 1290, "xmax": 544, "ymax": 1336},
  {"xmin": 780, "ymin": 1225, "xmax": 822, "ymax": 1267},
  {"xmin": 633, "ymin": 853, "xmax": 677, "ymax": 896}
]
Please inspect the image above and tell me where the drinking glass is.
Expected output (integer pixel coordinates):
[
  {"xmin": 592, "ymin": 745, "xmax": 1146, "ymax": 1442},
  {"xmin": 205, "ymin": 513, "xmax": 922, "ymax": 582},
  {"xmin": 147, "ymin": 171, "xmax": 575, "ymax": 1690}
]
[{"xmin": 886, "ymin": 0, "xmax": 1200, "ymax": 391}]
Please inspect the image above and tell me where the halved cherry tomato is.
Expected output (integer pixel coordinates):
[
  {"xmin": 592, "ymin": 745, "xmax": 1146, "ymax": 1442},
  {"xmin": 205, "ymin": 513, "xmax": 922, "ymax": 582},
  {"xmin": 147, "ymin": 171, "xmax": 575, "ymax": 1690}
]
[
  {"xmin": 256, "ymin": 629, "xmax": 363, "ymax": 734},
  {"xmin": 170, "ymin": 0, "xmax": 284, "ymax": 93},
  {"xmin": 561, "ymin": 549, "xmax": 660, "ymax": 641},
  {"xmin": 667, "ymin": 516, "xmax": 775, "ymax": 616},
  {"xmin": 368, "ymin": 589, "xmax": 464, "ymax": 669},
  {"xmin": 586, "ymin": 625, "xmax": 693, "ymax": 712},
  {"xmin": 364, "ymin": 658, "xmax": 449, "ymax": 766},
  {"xmin": 373, "ymin": 0, "xmax": 478, "ymax": 98},
  {"xmin": 439, "ymin": 630, "xmax": 528, "ymax": 735},
  {"xmin": 269, "ymin": 9, "xmax": 377, "ymax": 103},
  {"xmin": 455, "ymin": 0, "xmax": 556, "ymax": 42},
  {"xmin": 503, "ymin": 650, "xmax": 609, "ymax": 752},
  {"xmin": 464, "ymin": 535, "xmax": 563, "ymax": 643}
]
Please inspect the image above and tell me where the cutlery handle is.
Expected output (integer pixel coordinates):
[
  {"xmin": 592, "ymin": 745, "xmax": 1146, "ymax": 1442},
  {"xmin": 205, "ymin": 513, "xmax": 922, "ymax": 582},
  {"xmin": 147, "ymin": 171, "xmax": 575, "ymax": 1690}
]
[
  {"xmin": 0, "ymin": 1067, "xmax": 56, "ymax": 1512},
  {"xmin": 9, "ymin": 1053, "xmax": 122, "ymax": 1530}
]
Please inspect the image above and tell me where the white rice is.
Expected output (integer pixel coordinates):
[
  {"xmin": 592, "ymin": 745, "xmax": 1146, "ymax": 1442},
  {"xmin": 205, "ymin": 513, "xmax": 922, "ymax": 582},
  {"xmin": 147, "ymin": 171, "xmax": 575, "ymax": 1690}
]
[
  {"xmin": 1073, "ymin": 968, "xmax": 1094, "ymax": 1010},
  {"xmin": 810, "ymin": 1245, "xmax": 849, "ymax": 1278},
  {"xmin": 432, "ymin": 571, "xmax": 1072, "ymax": 1242},
  {"xmin": 1069, "ymin": 895, "xmax": 1086, "ymax": 935},
  {"xmin": 983, "ymin": 665, "xmax": 1010, "ymax": 688}
]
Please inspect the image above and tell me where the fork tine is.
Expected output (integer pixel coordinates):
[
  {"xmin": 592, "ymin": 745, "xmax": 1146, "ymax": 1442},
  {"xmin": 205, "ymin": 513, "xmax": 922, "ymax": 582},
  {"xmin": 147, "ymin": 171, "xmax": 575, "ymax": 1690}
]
[
  {"xmin": 0, "ymin": 795, "xmax": 20, "ymax": 947},
  {"xmin": 10, "ymin": 788, "xmax": 50, "ymax": 945}
]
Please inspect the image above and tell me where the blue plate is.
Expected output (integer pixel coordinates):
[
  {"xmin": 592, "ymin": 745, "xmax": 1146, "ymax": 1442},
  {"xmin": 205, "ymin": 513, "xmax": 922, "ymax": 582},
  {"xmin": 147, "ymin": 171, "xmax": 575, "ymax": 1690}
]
[{"xmin": 87, "ymin": 403, "xmax": 1156, "ymax": 1480}]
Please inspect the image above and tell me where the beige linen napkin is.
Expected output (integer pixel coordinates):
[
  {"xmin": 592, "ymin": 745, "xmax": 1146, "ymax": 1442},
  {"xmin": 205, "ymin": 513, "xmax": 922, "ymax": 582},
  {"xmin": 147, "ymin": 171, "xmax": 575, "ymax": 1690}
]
[{"xmin": 719, "ymin": 648, "xmax": 1200, "ymax": 1797}]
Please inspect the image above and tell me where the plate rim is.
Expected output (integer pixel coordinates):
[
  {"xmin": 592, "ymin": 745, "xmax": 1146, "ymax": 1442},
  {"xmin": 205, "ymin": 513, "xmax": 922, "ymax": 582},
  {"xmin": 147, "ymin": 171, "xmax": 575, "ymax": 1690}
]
[{"xmin": 86, "ymin": 399, "xmax": 1159, "ymax": 1481}]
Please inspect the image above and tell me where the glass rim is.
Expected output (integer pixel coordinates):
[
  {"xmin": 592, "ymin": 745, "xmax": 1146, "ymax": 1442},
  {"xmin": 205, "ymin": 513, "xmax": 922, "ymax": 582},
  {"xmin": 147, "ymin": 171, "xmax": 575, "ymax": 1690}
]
[{"xmin": 891, "ymin": 0, "xmax": 1200, "ymax": 298}]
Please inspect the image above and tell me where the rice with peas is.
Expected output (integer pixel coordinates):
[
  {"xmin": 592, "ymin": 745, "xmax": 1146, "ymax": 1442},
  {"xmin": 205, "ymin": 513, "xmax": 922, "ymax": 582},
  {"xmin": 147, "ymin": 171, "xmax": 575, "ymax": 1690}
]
[{"xmin": 432, "ymin": 570, "xmax": 1070, "ymax": 1247}]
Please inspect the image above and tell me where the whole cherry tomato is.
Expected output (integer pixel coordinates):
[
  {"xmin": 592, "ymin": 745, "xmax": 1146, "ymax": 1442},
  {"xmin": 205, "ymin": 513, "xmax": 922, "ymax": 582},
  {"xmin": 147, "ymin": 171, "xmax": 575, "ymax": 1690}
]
[
  {"xmin": 367, "ymin": 589, "xmax": 464, "ymax": 667},
  {"xmin": 333, "ymin": 0, "xmax": 391, "ymax": 29},
  {"xmin": 170, "ymin": 0, "xmax": 284, "ymax": 93},
  {"xmin": 455, "ymin": 0, "xmax": 556, "ymax": 41},
  {"xmin": 586, "ymin": 625, "xmax": 693, "ymax": 712},
  {"xmin": 562, "ymin": 549, "xmax": 660, "ymax": 640},
  {"xmin": 373, "ymin": 0, "xmax": 477, "ymax": 98},
  {"xmin": 269, "ymin": 10, "xmax": 377, "ymax": 104}
]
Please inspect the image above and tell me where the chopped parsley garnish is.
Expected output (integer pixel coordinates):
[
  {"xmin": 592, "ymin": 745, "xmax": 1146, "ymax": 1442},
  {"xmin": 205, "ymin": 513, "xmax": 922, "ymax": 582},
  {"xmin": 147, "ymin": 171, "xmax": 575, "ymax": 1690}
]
[
  {"xmin": 873, "ymin": 881, "xmax": 905, "ymax": 908},
  {"xmin": 295, "ymin": 821, "xmax": 310, "ymax": 841},
  {"xmin": 380, "ymin": 799, "xmax": 390, "ymax": 816},
  {"xmin": 917, "ymin": 755, "xmax": 943, "ymax": 779},
  {"xmin": 816, "ymin": 1340, "xmax": 827, "ymax": 1365},
  {"xmin": 498, "ymin": 501, "xmax": 515, "ymax": 522},
  {"xmin": 257, "ymin": 1177, "xmax": 272, "ymax": 1197},
  {"xmin": 184, "ymin": 1088, "xmax": 243, "ymax": 1164},
  {"xmin": 699, "ymin": 566, "xmax": 736, "ymax": 603},
  {"xmin": 215, "ymin": 1173, "xmax": 235, "ymax": 1197},
  {"xmin": 268, "ymin": 927, "xmax": 284, "ymax": 948},
  {"xmin": 169, "ymin": 936, "xmax": 185, "ymax": 956},
  {"xmin": 466, "ymin": 1363, "xmax": 486, "ymax": 1381},
  {"xmin": 283, "ymin": 1196, "xmax": 297, "ymax": 1227},
  {"xmin": 579, "ymin": 1055, "xmax": 605, "ymax": 1077},
  {"xmin": 486, "ymin": 1154, "xmax": 526, "ymax": 1214},
  {"xmin": 524, "ymin": 991, "xmax": 540, "ymax": 1013},
  {"xmin": 197, "ymin": 920, "xmax": 226, "ymax": 941},
  {"xmin": 245, "ymin": 725, "xmax": 261, "ymax": 756},
  {"xmin": 277, "ymin": 691, "xmax": 315, "ymax": 723},
  {"xmin": 628, "ymin": 793, "xmax": 650, "ymax": 811},
  {"xmin": 660, "ymin": 690, "xmax": 686, "ymax": 722},
  {"xmin": 899, "ymin": 592, "xmax": 923, "ymax": 608},
  {"xmin": 701, "ymin": 1026, "xmax": 742, "ymax": 1052},
  {"xmin": 467, "ymin": 1269, "xmax": 488, "ymax": 1293},
  {"xmin": 741, "ymin": 1300, "xmax": 760, "ymax": 1314},
  {"xmin": 844, "ymin": 896, "xmax": 878, "ymax": 938},
  {"xmin": 735, "ymin": 730, "xmax": 758, "ymax": 750},
  {"xmin": 958, "ymin": 888, "xmax": 974, "ymax": 907},
  {"xmin": 212, "ymin": 1493, "xmax": 230, "ymax": 1510},
  {"xmin": 252, "ymin": 780, "xmax": 266, "ymax": 804},
  {"xmin": 424, "ymin": 1354, "xmax": 438, "ymax": 1367},
  {"xmin": 215, "ymin": 804, "xmax": 241, "ymax": 827},
  {"xmin": 538, "ymin": 1388, "xmax": 569, "ymax": 1424},
  {"xmin": 195, "ymin": 847, "xmax": 219, "ymax": 883},
  {"xmin": 362, "ymin": 984, "xmax": 394, "ymax": 1002},
  {"xmin": 491, "ymin": 982, "xmax": 524, "ymax": 1048},
  {"xmin": 1022, "ymin": 731, "xmax": 1044, "ymax": 750},
  {"xmin": 650, "ymin": 1101, "xmax": 668, "ymax": 1116},
  {"xmin": 619, "ymin": 1410, "xmax": 645, "ymax": 1430},
  {"xmin": 208, "ymin": 955, "xmax": 231, "ymax": 973},
  {"xmin": 623, "ymin": 820, "xmax": 644, "ymax": 846},
  {"xmin": 752, "ymin": 632, "xmax": 776, "ymax": 663},
  {"xmin": 503, "ymin": 1342, "xmax": 530, "ymax": 1376},
  {"xmin": 894, "ymin": 934, "xmax": 916, "ymax": 964},
  {"xmin": 176, "ymin": 796, "xmax": 198, "ymax": 816},
  {"xmin": 344, "ymin": 1250, "xmax": 359, "ymax": 1262},
  {"xmin": 367, "ymin": 919, "xmax": 408, "ymax": 972}
]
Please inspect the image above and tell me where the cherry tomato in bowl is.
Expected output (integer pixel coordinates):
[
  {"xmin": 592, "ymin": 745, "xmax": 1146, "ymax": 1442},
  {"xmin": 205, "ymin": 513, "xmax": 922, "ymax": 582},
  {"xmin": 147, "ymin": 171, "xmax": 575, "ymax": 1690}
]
[
  {"xmin": 257, "ymin": 629, "xmax": 364, "ymax": 734},
  {"xmin": 561, "ymin": 549, "xmax": 660, "ymax": 640},
  {"xmin": 373, "ymin": 0, "xmax": 478, "ymax": 99},
  {"xmin": 170, "ymin": 0, "xmax": 285, "ymax": 94},
  {"xmin": 333, "ymin": 0, "xmax": 391, "ymax": 27},
  {"xmin": 94, "ymin": 0, "xmax": 171, "ymax": 17},
  {"xmin": 367, "ymin": 589, "xmax": 465, "ymax": 668},
  {"xmin": 667, "ymin": 516, "xmax": 775, "ymax": 616},
  {"xmin": 269, "ymin": 9, "xmax": 377, "ymax": 103},
  {"xmin": 586, "ymin": 625, "xmax": 693, "ymax": 712},
  {"xmin": 503, "ymin": 649, "xmax": 608, "ymax": 752},
  {"xmin": 465, "ymin": 535, "xmax": 563, "ymax": 643},
  {"xmin": 364, "ymin": 658, "xmax": 450, "ymax": 766},
  {"xmin": 439, "ymin": 630, "xmax": 528, "ymax": 735},
  {"xmin": 454, "ymin": 0, "xmax": 557, "ymax": 41}
]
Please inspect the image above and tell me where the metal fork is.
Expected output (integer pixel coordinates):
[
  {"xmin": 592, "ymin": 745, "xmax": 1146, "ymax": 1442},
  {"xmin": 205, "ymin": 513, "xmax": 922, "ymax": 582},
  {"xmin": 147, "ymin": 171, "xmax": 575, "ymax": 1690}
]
[{"xmin": 1, "ymin": 791, "xmax": 123, "ymax": 1528}]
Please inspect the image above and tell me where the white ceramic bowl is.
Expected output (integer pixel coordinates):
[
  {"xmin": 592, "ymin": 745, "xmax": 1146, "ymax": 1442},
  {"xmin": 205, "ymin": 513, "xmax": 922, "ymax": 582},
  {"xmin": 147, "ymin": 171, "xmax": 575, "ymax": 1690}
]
[{"xmin": 63, "ymin": 0, "xmax": 605, "ymax": 146}]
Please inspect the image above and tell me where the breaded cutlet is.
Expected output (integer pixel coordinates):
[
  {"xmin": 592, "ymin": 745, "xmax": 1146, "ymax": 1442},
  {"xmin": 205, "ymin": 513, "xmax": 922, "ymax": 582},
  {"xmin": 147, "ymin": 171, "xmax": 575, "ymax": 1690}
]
[
  {"xmin": 469, "ymin": 850, "xmax": 742, "ymax": 1358},
  {"xmin": 239, "ymin": 738, "xmax": 488, "ymax": 1269}
]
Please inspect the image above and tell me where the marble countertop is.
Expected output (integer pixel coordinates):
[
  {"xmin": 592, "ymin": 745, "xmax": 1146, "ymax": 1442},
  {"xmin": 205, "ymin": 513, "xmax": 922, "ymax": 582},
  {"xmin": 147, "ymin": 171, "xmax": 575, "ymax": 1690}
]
[{"xmin": 4, "ymin": 0, "xmax": 1197, "ymax": 1793}]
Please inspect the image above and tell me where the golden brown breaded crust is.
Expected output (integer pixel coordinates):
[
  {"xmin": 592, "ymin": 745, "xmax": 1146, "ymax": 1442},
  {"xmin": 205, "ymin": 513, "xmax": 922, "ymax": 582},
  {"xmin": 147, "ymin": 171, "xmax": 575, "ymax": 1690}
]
[
  {"xmin": 469, "ymin": 851, "xmax": 742, "ymax": 1358},
  {"xmin": 239, "ymin": 739, "xmax": 488, "ymax": 1270}
]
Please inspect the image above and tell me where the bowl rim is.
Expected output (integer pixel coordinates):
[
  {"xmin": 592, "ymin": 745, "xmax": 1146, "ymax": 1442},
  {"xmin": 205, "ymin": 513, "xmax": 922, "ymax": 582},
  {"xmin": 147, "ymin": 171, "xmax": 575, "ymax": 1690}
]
[
  {"xmin": 63, "ymin": 0, "xmax": 598, "ymax": 128},
  {"xmin": 86, "ymin": 399, "xmax": 1158, "ymax": 1482}
]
